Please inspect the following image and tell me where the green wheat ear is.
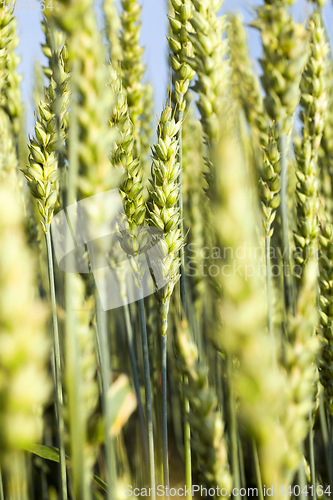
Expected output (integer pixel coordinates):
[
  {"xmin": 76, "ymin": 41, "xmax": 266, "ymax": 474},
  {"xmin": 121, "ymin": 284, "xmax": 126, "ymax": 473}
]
[
  {"xmin": 209, "ymin": 118, "xmax": 291, "ymax": 491},
  {"xmin": 21, "ymin": 72, "xmax": 69, "ymax": 232},
  {"xmin": 140, "ymin": 82, "xmax": 154, "ymax": 180},
  {"xmin": 147, "ymin": 102, "xmax": 184, "ymax": 335},
  {"xmin": 0, "ymin": 108, "xmax": 19, "ymax": 183},
  {"xmin": 318, "ymin": 32, "xmax": 333, "ymax": 221},
  {"xmin": 293, "ymin": 9, "xmax": 328, "ymax": 282},
  {"xmin": 228, "ymin": 12, "xmax": 268, "ymax": 147},
  {"xmin": 252, "ymin": 0, "xmax": 309, "ymax": 135},
  {"xmin": 182, "ymin": 102, "xmax": 206, "ymax": 318},
  {"xmin": 186, "ymin": 0, "xmax": 231, "ymax": 144},
  {"xmin": 0, "ymin": 180, "xmax": 51, "ymax": 471},
  {"xmin": 167, "ymin": 0, "xmax": 196, "ymax": 111},
  {"xmin": 0, "ymin": 0, "xmax": 22, "ymax": 136},
  {"xmin": 103, "ymin": 0, "xmax": 122, "ymax": 66},
  {"xmin": 283, "ymin": 259, "xmax": 319, "ymax": 476},
  {"xmin": 120, "ymin": 0, "xmax": 146, "ymax": 151},
  {"xmin": 318, "ymin": 219, "xmax": 333, "ymax": 413}
]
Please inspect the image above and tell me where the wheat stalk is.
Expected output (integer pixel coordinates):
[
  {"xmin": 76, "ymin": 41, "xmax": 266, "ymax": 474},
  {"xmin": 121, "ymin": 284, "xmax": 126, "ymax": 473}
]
[
  {"xmin": 210, "ymin": 118, "xmax": 291, "ymax": 492},
  {"xmin": 175, "ymin": 319, "xmax": 232, "ymax": 492},
  {"xmin": 65, "ymin": 275, "xmax": 99, "ymax": 500},
  {"xmin": 20, "ymin": 26, "xmax": 70, "ymax": 498},
  {"xmin": 109, "ymin": 65, "xmax": 154, "ymax": 491},
  {"xmin": 147, "ymin": 102, "xmax": 183, "ymax": 489},
  {"xmin": 50, "ymin": 2, "xmax": 121, "ymax": 496}
]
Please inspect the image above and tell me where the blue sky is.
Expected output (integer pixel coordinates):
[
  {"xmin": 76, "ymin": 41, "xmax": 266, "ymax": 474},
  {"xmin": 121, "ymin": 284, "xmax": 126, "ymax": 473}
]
[{"xmin": 14, "ymin": 0, "xmax": 333, "ymax": 133}]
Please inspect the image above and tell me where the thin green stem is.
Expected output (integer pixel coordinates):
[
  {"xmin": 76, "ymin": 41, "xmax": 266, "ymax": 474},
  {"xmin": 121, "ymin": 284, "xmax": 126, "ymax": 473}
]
[
  {"xmin": 44, "ymin": 229, "xmax": 68, "ymax": 500},
  {"xmin": 8, "ymin": 452, "xmax": 28, "ymax": 500},
  {"xmin": 252, "ymin": 439, "xmax": 264, "ymax": 500},
  {"xmin": 138, "ymin": 296, "xmax": 156, "ymax": 498},
  {"xmin": 161, "ymin": 334, "xmax": 169, "ymax": 495},
  {"xmin": 122, "ymin": 300, "xmax": 149, "ymax": 475},
  {"xmin": 265, "ymin": 234, "xmax": 276, "ymax": 369},
  {"xmin": 65, "ymin": 271, "xmax": 86, "ymax": 500},
  {"xmin": 95, "ymin": 294, "xmax": 114, "ymax": 500},
  {"xmin": 309, "ymin": 412, "xmax": 316, "ymax": 500},
  {"xmin": 61, "ymin": 43, "xmax": 87, "ymax": 500},
  {"xmin": 238, "ymin": 435, "xmax": 246, "ymax": 494},
  {"xmin": 330, "ymin": 413, "xmax": 333, "ymax": 490},
  {"xmin": 227, "ymin": 356, "xmax": 240, "ymax": 497},
  {"xmin": 177, "ymin": 104, "xmax": 186, "ymax": 317},
  {"xmin": 279, "ymin": 123, "xmax": 294, "ymax": 316},
  {"xmin": 298, "ymin": 452, "xmax": 307, "ymax": 500},
  {"xmin": 183, "ymin": 375, "xmax": 192, "ymax": 500},
  {"xmin": 319, "ymin": 391, "xmax": 332, "ymax": 485},
  {"xmin": 0, "ymin": 468, "xmax": 4, "ymax": 500},
  {"xmin": 177, "ymin": 99, "xmax": 191, "ymax": 500}
]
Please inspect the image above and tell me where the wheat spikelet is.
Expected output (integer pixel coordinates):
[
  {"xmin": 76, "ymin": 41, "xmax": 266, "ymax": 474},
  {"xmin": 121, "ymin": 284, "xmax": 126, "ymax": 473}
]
[{"xmin": 259, "ymin": 126, "xmax": 281, "ymax": 238}]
